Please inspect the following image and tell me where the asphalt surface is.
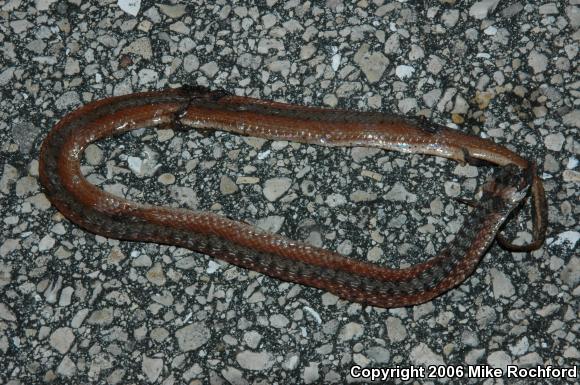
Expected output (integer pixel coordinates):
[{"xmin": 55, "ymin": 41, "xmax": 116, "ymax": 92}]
[{"xmin": 1, "ymin": 1, "xmax": 578, "ymax": 384}]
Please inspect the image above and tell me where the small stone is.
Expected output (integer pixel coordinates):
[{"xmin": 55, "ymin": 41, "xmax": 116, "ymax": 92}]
[
  {"xmin": 562, "ymin": 109, "xmax": 580, "ymax": 128},
  {"xmin": 175, "ymin": 323, "xmax": 210, "ymax": 351},
  {"xmin": 491, "ymin": 268, "xmax": 515, "ymax": 298},
  {"xmin": 384, "ymin": 182, "xmax": 417, "ymax": 202},
  {"xmin": 56, "ymin": 355, "xmax": 76, "ymax": 377},
  {"xmin": 560, "ymin": 257, "xmax": 579, "ymax": 287},
  {"xmin": 538, "ymin": 3, "xmax": 558, "ymax": 14},
  {"xmin": 444, "ymin": 181, "xmax": 461, "ymax": 197},
  {"xmin": 146, "ymin": 263, "xmax": 166, "ymax": 286},
  {"xmin": 142, "ymin": 356, "xmax": 163, "ymax": 382},
  {"xmin": 158, "ymin": 3, "xmax": 186, "ymax": 18},
  {"xmin": 221, "ymin": 367, "xmax": 248, "ymax": 385},
  {"xmin": 544, "ymin": 133, "xmax": 565, "ymax": 151},
  {"xmin": 200, "ymin": 61, "xmax": 218, "ymax": 78},
  {"xmin": 465, "ymin": 349, "xmax": 486, "ymax": 365},
  {"xmin": 44, "ymin": 275, "xmax": 62, "ymax": 304},
  {"xmin": 282, "ymin": 353, "xmax": 300, "ymax": 370},
  {"xmin": 138, "ymin": 69, "xmax": 159, "ymax": 84},
  {"xmin": 0, "ymin": 303, "xmax": 16, "ymax": 321},
  {"xmin": 150, "ymin": 327, "xmax": 169, "ymax": 342},
  {"xmin": 354, "ymin": 44, "xmax": 388, "ymax": 84},
  {"xmin": 366, "ymin": 346, "xmax": 390, "ymax": 364},
  {"xmin": 158, "ymin": 173, "xmax": 175, "ymax": 185},
  {"xmin": 59, "ymin": 286, "xmax": 74, "ymax": 306},
  {"xmin": 303, "ymin": 362, "xmax": 320, "ymax": 384},
  {"xmin": 70, "ymin": 309, "xmax": 89, "ymax": 328},
  {"xmin": 38, "ymin": 235, "xmax": 55, "ymax": 252},
  {"xmin": 325, "ymin": 193, "xmax": 347, "ymax": 207},
  {"xmin": 169, "ymin": 186, "xmax": 198, "ymax": 209},
  {"xmin": 15, "ymin": 176, "xmax": 39, "ymax": 197},
  {"xmin": 118, "ymin": 0, "xmax": 141, "ymax": 16},
  {"xmin": 423, "ymin": 89, "xmax": 442, "ymax": 107},
  {"xmin": 476, "ymin": 306, "xmax": 497, "ymax": 328},
  {"xmin": 262, "ymin": 13, "xmax": 277, "ymax": 29},
  {"xmin": 269, "ymin": 314, "xmax": 289, "ymax": 328},
  {"xmin": 442, "ymin": 9, "xmax": 460, "ymax": 27},
  {"xmin": 133, "ymin": 254, "xmax": 152, "ymax": 267},
  {"xmin": 410, "ymin": 343, "xmax": 445, "ymax": 366},
  {"xmin": 87, "ymin": 307, "xmax": 114, "ymax": 326},
  {"xmin": 367, "ymin": 246, "xmax": 383, "ymax": 262},
  {"xmin": 255, "ymin": 216, "xmax": 285, "ymax": 233},
  {"xmin": 183, "ymin": 54, "xmax": 199, "ymax": 72},
  {"xmin": 300, "ymin": 44, "xmax": 316, "ymax": 60},
  {"xmin": 122, "ymin": 37, "xmax": 153, "ymax": 60},
  {"xmin": 236, "ymin": 351, "xmax": 274, "ymax": 370},
  {"xmin": 84, "ymin": 144, "xmax": 103, "ymax": 165},
  {"xmin": 0, "ymin": 164, "xmax": 19, "ymax": 194},
  {"xmin": 351, "ymin": 147, "xmax": 381, "ymax": 162},
  {"xmin": 220, "ymin": 175, "xmax": 238, "ymax": 195},
  {"xmin": 263, "ymin": 177, "xmax": 292, "ymax": 201},
  {"xmin": 563, "ymin": 346, "xmax": 580, "ymax": 359},
  {"xmin": 386, "ymin": 317, "xmax": 407, "ymax": 342},
  {"xmin": 487, "ymin": 350, "xmax": 512, "ymax": 371},
  {"xmin": 55, "ymin": 91, "xmax": 80, "ymax": 110},
  {"xmin": 395, "ymin": 65, "xmax": 415, "ymax": 79},
  {"xmin": 243, "ymin": 331, "xmax": 262, "ymax": 349},
  {"xmin": 461, "ymin": 330, "xmax": 480, "ymax": 347},
  {"xmin": 469, "ymin": 0, "xmax": 500, "ymax": 19},
  {"xmin": 528, "ymin": 50, "xmax": 548, "ymax": 74},
  {"xmin": 508, "ymin": 336, "xmax": 529, "ymax": 356},
  {"xmin": 398, "ymin": 98, "xmax": 417, "ymax": 113},
  {"xmin": 338, "ymin": 322, "xmax": 364, "ymax": 342},
  {"xmin": 49, "ymin": 327, "xmax": 75, "ymax": 354}
]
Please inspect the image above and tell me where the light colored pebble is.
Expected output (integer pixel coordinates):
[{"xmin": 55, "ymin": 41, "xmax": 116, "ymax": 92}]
[
  {"xmin": 353, "ymin": 44, "xmax": 388, "ymax": 84},
  {"xmin": 58, "ymin": 286, "xmax": 74, "ymax": 307},
  {"xmin": 236, "ymin": 351, "xmax": 274, "ymax": 371},
  {"xmin": 38, "ymin": 235, "xmax": 55, "ymax": 251},
  {"xmin": 303, "ymin": 362, "xmax": 320, "ymax": 384},
  {"xmin": 491, "ymin": 268, "xmax": 515, "ymax": 298},
  {"xmin": 487, "ymin": 350, "xmax": 512, "ymax": 371},
  {"xmin": 366, "ymin": 346, "xmax": 390, "ymax": 364},
  {"xmin": 338, "ymin": 322, "xmax": 364, "ymax": 342},
  {"xmin": 469, "ymin": 0, "xmax": 500, "ymax": 19},
  {"xmin": 270, "ymin": 314, "xmax": 289, "ymax": 328},
  {"xmin": 0, "ymin": 303, "xmax": 16, "ymax": 321},
  {"xmin": 409, "ymin": 343, "xmax": 445, "ymax": 366},
  {"xmin": 175, "ymin": 323, "xmax": 211, "ymax": 352},
  {"xmin": 528, "ymin": 50, "xmax": 548, "ymax": 74},
  {"xmin": 263, "ymin": 177, "xmax": 292, "ymax": 201},
  {"xmin": 384, "ymin": 182, "xmax": 417, "ymax": 202},
  {"xmin": 386, "ymin": 317, "xmax": 408, "ymax": 342},
  {"xmin": 325, "ymin": 193, "xmax": 347, "ymax": 207},
  {"xmin": 544, "ymin": 133, "xmax": 565, "ymax": 151},
  {"xmin": 255, "ymin": 216, "xmax": 285, "ymax": 233},
  {"xmin": 158, "ymin": 173, "xmax": 175, "ymax": 185},
  {"xmin": 56, "ymin": 355, "xmax": 76, "ymax": 377},
  {"xmin": 220, "ymin": 175, "xmax": 238, "ymax": 195},
  {"xmin": 49, "ymin": 327, "xmax": 75, "ymax": 354},
  {"xmin": 142, "ymin": 356, "xmax": 163, "ymax": 382},
  {"xmin": 146, "ymin": 263, "xmax": 166, "ymax": 286},
  {"xmin": 221, "ymin": 366, "xmax": 248, "ymax": 385},
  {"xmin": 243, "ymin": 331, "xmax": 262, "ymax": 349},
  {"xmin": 84, "ymin": 144, "xmax": 103, "ymax": 165},
  {"xmin": 15, "ymin": 176, "xmax": 39, "ymax": 197},
  {"xmin": 87, "ymin": 307, "xmax": 114, "ymax": 325}
]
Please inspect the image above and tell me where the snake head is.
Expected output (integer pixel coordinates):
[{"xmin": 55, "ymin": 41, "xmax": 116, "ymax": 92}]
[{"xmin": 482, "ymin": 164, "xmax": 532, "ymax": 205}]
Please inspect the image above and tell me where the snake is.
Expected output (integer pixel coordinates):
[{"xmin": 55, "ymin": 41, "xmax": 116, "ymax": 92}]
[{"xmin": 38, "ymin": 86, "xmax": 546, "ymax": 308}]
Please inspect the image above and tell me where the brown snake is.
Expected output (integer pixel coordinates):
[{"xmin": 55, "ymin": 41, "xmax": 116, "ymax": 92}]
[{"xmin": 39, "ymin": 87, "xmax": 546, "ymax": 307}]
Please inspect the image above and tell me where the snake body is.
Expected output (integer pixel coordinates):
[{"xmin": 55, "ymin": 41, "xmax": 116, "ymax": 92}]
[{"xmin": 39, "ymin": 87, "xmax": 545, "ymax": 307}]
